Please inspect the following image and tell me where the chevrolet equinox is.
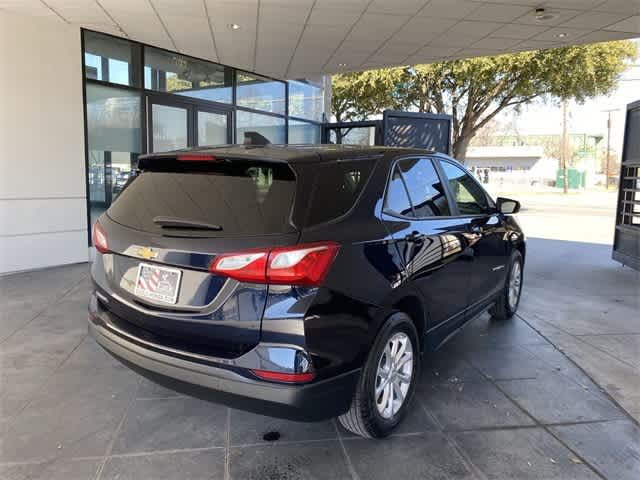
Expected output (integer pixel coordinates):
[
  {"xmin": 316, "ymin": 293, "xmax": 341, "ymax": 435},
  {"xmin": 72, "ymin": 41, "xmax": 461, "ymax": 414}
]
[{"xmin": 89, "ymin": 145, "xmax": 525, "ymax": 438}]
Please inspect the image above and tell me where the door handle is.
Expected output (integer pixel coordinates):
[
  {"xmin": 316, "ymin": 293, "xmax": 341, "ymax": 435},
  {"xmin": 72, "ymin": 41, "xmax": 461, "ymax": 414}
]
[{"xmin": 469, "ymin": 224, "xmax": 483, "ymax": 234}]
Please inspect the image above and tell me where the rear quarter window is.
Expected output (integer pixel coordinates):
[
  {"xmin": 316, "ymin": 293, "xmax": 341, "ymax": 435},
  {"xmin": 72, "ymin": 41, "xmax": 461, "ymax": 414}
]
[{"xmin": 304, "ymin": 160, "xmax": 375, "ymax": 226}]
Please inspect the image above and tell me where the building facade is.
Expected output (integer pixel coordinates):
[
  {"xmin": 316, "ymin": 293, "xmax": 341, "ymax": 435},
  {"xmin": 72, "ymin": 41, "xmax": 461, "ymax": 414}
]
[{"xmin": 0, "ymin": 12, "xmax": 325, "ymax": 274}]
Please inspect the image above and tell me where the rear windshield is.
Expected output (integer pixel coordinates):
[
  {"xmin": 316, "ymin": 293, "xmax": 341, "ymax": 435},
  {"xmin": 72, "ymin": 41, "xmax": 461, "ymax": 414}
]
[
  {"xmin": 107, "ymin": 159, "xmax": 296, "ymax": 236},
  {"xmin": 305, "ymin": 160, "xmax": 375, "ymax": 226}
]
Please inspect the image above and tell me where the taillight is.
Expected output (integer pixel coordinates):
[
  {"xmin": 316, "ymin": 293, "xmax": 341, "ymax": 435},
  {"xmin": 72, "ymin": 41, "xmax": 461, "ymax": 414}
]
[
  {"xmin": 212, "ymin": 251, "xmax": 268, "ymax": 283},
  {"xmin": 210, "ymin": 242, "xmax": 339, "ymax": 286},
  {"xmin": 92, "ymin": 221, "xmax": 109, "ymax": 254}
]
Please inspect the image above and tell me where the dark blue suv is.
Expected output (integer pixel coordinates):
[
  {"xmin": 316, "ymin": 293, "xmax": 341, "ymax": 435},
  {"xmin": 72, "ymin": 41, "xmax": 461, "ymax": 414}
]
[{"xmin": 89, "ymin": 145, "xmax": 524, "ymax": 438}]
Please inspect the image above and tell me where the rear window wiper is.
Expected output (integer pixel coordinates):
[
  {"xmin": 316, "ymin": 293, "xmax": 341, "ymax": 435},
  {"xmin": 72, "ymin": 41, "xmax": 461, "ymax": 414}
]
[{"xmin": 153, "ymin": 216, "xmax": 223, "ymax": 231}]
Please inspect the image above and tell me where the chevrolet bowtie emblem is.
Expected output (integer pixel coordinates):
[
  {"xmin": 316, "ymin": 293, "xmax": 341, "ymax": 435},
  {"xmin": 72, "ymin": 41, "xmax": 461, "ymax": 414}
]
[{"xmin": 137, "ymin": 247, "xmax": 158, "ymax": 260}]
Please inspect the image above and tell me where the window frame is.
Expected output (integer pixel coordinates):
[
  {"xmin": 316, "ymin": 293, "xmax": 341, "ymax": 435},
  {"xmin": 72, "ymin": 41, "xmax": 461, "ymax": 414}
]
[{"xmin": 382, "ymin": 155, "xmax": 458, "ymax": 220}]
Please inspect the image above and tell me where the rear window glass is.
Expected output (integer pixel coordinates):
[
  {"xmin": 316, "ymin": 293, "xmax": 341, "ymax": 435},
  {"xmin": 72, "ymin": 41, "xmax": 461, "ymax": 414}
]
[
  {"xmin": 305, "ymin": 160, "xmax": 374, "ymax": 226},
  {"xmin": 107, "ymin": 160, "xmax": 296, "ymax": 236}
]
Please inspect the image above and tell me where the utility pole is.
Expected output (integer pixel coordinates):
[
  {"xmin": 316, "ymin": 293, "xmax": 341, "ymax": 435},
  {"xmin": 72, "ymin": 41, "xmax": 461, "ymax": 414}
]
[
  {"xmin": 601, "ymin": 108, "xmax": 620, "ymax": 190},
  {"xmin": 561, "ymin": 99, "xmax": 569, "ymax": 194}
]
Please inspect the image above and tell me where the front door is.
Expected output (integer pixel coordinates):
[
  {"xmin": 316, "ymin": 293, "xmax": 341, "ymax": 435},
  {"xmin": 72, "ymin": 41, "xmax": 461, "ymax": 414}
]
[
  {"xmin": 437, "ymin": 159, "xmax": 509, "ymax": 315},
  {"xmin": 381, "ymin": 156, "xmax": 474, "ymax": 344},
  {"xmin": 148, "ymin": 96, "xmax": 232, "ymax": 152}
]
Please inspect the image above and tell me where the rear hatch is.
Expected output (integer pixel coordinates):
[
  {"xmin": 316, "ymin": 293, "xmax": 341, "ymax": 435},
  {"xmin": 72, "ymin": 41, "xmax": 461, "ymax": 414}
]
[{"xmin": 94, "ymin": 154, "xmax": 299, "ymax": 357}]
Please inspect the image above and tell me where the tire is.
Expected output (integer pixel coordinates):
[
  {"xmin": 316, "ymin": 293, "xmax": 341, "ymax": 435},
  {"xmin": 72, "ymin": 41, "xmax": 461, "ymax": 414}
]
[
  {"xmin": 338, "ymin": 312, "xmax": 420, "ymax": 438},
  {"xmin": 490, "ymin": 250, "xmax": 523, "ymax": 320}
]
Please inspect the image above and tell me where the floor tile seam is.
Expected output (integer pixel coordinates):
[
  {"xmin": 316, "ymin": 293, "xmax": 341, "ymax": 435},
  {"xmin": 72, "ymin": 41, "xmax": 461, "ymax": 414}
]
[
  {"xmin": 93, "ymin": 377, "xmax": 142, "ymax": 480},
  {"xmin": 488, "ymin": 372, "xmax": 608, "ymax": 480},
  {"xmin": 333, "ymin": 418, "xmax": 361, "ymax": 480},
  {"xmin": 2, "ymin": 332, "xmax": 89, "ymax": 427},
  {"xmin": 517, "ymin": 313, "xmax": 640, "ymax": 427},
  {"xmin": 416, "ymin": 395, "xmax": 488, "ymax": 480},
  {"xmin": 0, "ymin": 272, "xmax": 89, "ymax": 345}
]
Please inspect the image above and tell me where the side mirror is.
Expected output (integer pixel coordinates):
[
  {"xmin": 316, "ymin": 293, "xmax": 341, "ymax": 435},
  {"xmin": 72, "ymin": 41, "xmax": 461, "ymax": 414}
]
[{"xmin": 496, "ymin": 197, "xmax": 520, "ymax": 215}]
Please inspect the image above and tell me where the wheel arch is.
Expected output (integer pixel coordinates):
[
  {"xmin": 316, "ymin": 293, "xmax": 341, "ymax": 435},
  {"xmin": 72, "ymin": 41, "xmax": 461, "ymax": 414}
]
[{"xmin": 392, "ymin": 295, "xmax": 427, "ymax": 352}]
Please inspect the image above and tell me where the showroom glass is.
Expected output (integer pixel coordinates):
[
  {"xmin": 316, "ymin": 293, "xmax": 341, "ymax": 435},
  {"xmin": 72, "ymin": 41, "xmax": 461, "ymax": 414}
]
[
  {"xmin": 289, "ymin": 81, "xmax": 323, "ymax": 122},
  {"xmin": 151, "ymin": 104, "xmax": 188, "ymax": 152},
  {"xmin": 85, "ymin": 84, "xmax": 142, "ymax": 227},
  {"xmin": 236, "ymin": 72, "xmax": 286, "ymax": 115},
  {"xmin": 144, "ymin": 47, "xmax": 232, "ymax": 104},
  {"xmin": 289, "ymin": 120, "xmax": 321, "ymax": 144},
  {"xmin": 198, "ymin": 111, "xmax": 229, "ymax": 146},
  {"xmin": 237, "ymin": 110, "xmax": 285, "ymax": 144},
  {"xmin": 439, "ymin": 161, "xmax": 489, "ymax": 215},
  {"xmin": 84, "ymin": 31, "xmax": 141, "ymax": 87},
  {"xmin": 398, "ymin": 158, "xmax": 451, "ymax": 217},
  {"xmin": 82, "ymin": 29, "xmax": 324, "ymax": 246},
  {"xmin": 328, "ymin": 126, "xmax": 376, "ymax": 145},
  {"xmin": 385, "ymin": 166, "xmax": 413, "ymax": 216}
]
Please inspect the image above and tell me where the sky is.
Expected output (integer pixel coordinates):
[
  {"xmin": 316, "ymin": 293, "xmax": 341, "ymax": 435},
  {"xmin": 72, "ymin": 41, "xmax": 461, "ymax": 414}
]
[{"xmin": 491, "ymin": 40, "xmax": 640, "ymax": 156}]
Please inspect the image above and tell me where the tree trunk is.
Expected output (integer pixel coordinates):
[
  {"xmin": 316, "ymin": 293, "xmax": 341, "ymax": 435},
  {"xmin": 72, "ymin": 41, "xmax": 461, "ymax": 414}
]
[{"xmin": 452, "ymin": 135, "xmax": 472, "ymax": 162}]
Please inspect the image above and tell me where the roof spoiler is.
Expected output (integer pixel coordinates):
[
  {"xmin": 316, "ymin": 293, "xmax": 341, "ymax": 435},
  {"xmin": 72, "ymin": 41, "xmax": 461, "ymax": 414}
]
[{"xmin": 243, "ymin": 131, "xmax": 271, "ymax": 146}]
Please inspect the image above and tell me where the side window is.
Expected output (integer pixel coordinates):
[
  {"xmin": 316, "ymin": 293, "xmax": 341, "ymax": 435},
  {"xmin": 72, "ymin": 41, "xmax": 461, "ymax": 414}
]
[
  {"xmin": 398, "ymin": 158, "xmax": 451, "ymax": 217},
  {"xmin": 384, "ymin": 165, "xmax": 413, "ymax": 216},
  {"xmin": 439, "ymin": 161, "xmax": 490, "ymax": 215},
  {"xmin": 305, "ymin": 160, "xmax": 374, "ymax": 226}
]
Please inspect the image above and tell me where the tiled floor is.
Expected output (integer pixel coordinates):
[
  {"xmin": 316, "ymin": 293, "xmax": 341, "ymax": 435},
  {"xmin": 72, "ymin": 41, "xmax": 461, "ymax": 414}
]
[{"xmin": 1, "ymin": 239, "xmax": 639, "ymax": 480}]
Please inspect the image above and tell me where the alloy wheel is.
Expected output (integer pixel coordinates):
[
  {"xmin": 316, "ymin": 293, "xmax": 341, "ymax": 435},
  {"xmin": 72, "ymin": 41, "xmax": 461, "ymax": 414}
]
[
  {"xmin": 374, "ymin": 332, "xmax": 414, "ymax": 419},
  {"xmin": 508, "ymin": 261, "xmax": 522, "ymax": 310}
]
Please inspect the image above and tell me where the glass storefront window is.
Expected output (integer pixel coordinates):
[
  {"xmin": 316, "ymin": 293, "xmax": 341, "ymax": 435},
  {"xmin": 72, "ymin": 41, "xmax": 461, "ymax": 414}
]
[
  {"xmin": 198, "ymin": 111, "xmax": 229, "ymax": 146},
  {"xmin": 151, "ymin": 104, "xmax": 188, "ymax": 152},
  {"xmin": 288, "ymin": 81, "xmax": 323, "ymax": 122},
  {"xmin": 84, "ymin": 31, "xmax": 140, "ymax": 87},
  {"xmin": 237, "ymin": 110, "xmax": 285, "ymax": 144},
  {"xmin": 86, "ymin": 84, "xmax": 141, "ymax": 227},
  {"xmin": 329, "ymin": 126, "xmax": 376, "ymax": 145},
  {"xmin": 237, "ymin": 72, "xmax": 286, "ymax": 115},
  {"xmin": 288, "ymin": 120, "xmax": 321, "ymax": 144},
  {"xmin": 144, "ymin": 47, "xmax": 232, "ymax": 104},
  {"xmin": 82, "ymin": 29, "xmax": 325, "ymax": 245}
]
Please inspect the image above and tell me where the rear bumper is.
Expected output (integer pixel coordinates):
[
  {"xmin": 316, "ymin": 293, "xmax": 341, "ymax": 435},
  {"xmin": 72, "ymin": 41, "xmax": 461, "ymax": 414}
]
[{"xmin": 88, "ymin": 297, "xmax": 359, "ymax": 422}]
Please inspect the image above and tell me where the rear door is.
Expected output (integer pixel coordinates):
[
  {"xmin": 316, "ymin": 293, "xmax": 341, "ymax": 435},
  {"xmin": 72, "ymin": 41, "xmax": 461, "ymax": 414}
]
[
  {"xmin": 437, "ymin": 159, "xmax": 508, "ymax": 315},
  {"xmin": 93, "ymin": 156, "xmax": 299, "ymax": 355},
  {"xmin": 381, "ymin": 156, "xmax": 473, "ymax": 338}
]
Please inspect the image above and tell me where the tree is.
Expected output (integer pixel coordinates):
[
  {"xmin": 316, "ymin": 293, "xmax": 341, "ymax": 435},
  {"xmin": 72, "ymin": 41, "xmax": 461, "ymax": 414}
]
[{"xmin": 332, "ymin": 41, "xmax": 637, "ymax": 159}]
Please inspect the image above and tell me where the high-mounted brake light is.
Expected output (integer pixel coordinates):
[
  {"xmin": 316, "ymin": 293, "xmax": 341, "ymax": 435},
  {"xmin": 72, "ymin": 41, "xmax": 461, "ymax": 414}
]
[
  {"xmin": 92, "ymin": 221, "xmax": 109, "ymax": 254},
  {"xmin": 250, "ymin": 369, "xmax": 315, "ymax": 383},
  {"xmin": 210, "ymin": 242, "xmax": 339, "ymax": 286},
  {"xmin": 177, "ymin": 154, "xmax": 217, "ymax": 162}
]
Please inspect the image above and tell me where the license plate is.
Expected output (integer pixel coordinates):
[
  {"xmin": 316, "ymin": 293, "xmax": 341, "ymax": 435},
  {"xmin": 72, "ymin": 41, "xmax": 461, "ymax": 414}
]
[{"xmin": 134, "ymin": 263, "xmax": 182, "ymax": 304}]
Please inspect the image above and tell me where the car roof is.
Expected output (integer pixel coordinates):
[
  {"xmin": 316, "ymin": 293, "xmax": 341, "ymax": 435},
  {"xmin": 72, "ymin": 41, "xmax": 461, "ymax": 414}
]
[{"xmin": 138, "ymin": 144, "xmax": 437, "ymax": 164}]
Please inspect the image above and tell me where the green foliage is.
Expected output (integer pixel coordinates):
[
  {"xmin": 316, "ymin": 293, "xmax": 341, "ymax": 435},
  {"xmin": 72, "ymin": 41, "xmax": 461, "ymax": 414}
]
[{"xmin": 331, "ymin": 41, "xmax": 637, "ymax": 158}]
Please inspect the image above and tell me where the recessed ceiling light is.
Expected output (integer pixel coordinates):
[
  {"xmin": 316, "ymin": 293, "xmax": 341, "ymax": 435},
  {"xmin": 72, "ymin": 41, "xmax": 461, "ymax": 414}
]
[
  {"xmin": 534, "ymin": 7, "xmax": 556, "ymax": 22},
  {"xmin": 556, "ymin": 32, "xmax": 568, "ymax": 38},
  {"xmin": 228, "ymin": 23, "xmax": 241, "ymax": 30}
]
